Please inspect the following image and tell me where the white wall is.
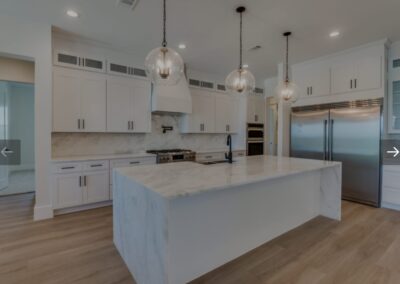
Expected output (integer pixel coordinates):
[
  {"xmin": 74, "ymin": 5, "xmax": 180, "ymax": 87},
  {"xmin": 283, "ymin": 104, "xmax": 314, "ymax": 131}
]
[
  {"xmin": 0, "ymin": 57, "xmax": 34, "ymax": 84},
  {"xmin": 0, "ymin": 14, "xmax": 52, "ymax": 220}
]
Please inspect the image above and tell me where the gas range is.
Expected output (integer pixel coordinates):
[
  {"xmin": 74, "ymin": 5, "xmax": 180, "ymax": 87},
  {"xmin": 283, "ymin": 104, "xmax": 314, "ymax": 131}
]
[{"xmin": 146, "ymin": 149, "xmax": 196, "ymax": 164}]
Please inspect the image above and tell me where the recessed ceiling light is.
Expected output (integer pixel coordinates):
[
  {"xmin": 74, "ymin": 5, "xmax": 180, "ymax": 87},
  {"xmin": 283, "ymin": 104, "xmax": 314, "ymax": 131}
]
[
  {"xmin": 243, "ymin": 64, "xmax": 249, "ymax": 68},
  {"xmin": 178, "ymin": 44, "xmax": 186, "ymax": 49},
  {"xmin": 66, "ymin": 9, "xmax": 79, "ymax": 18},
  {"xmin": 329, "ymin": 31, "xmax": 340, "ymax": 38}
]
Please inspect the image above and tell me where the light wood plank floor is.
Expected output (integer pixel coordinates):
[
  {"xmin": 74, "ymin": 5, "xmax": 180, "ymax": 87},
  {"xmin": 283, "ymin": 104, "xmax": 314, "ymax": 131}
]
[{"xmin": 1, "ymin": 193, "xmax": 400, "ymax": 284}]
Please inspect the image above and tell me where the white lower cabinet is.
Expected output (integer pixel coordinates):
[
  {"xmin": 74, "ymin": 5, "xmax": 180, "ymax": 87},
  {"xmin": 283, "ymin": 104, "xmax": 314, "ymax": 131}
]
[
  {"xmin": 52, "ymin": 160, "xmax": 110, "ymax": 210},
  {"xmin": 382, "ymin": 165, "xmax": 400, "ymax": 209},
  {"xmin": 85, "ymin": 171, "xmax": 110, "ymax": 204}
]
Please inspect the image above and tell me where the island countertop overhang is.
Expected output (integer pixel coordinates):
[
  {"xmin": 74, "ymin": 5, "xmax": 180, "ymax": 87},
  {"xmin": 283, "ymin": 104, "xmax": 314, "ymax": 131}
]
[{"xmin": 114, "ymin": 155, "xmax": 341, "ymax": 199}]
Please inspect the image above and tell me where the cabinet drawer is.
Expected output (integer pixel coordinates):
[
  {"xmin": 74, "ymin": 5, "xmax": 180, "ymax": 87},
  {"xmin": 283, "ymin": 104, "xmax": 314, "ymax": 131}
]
[
  {"xmin": 196, "ymin": 152, "xmax": 225, "ymax": 161},
  {"xmin": 52, "ymin": 162, "xmax": 82, "ymax": 174},
  {"xmin": 82, "ymin": 160, "xmax": 109, "ymax": 171},
  {"xmin": 233, "ymin": 150, "xmax": 246, "ymax": 158},
  {"xmin": 110, "ymin": 157, "xmax": 156, "ymax": 169}
]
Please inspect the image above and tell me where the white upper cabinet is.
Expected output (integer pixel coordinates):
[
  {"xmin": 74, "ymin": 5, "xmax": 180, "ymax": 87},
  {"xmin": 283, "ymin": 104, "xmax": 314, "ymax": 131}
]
[
  {"xmin": 215, "ymin": 93, "xmax": 238, "ymax": 133},
  {"xmin": 53, "ymin": 67, "xmax": 107, "ymax": 132},
  {"xmin": 292, "ymin": 60, "xmax": 330, "ymax": 97},
  {"xmin": 331, "ymin": 45, "xmax": 382, "ymax": 94},
  {"xmin": 247, "ymin": 95, "xmax": 265, "ymax": 124},
  {"xmin": 181, "ymin": 88, "xmax": 216, "ymax": 133},
  {"xmin": 106, "ymin": 76, "xmax": 151, "ymax": 133}
]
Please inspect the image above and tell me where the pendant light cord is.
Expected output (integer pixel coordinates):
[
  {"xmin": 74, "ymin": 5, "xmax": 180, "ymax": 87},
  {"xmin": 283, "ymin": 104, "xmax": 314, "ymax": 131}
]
[
  {"xmin": 162, "ymin": 0, "xmax": 167, "ymax": 47},
  {"xmin": 285, "ymin": 34, "xmax": 289, "ymax": 83},
  {"xmin": 239, "ymin": 11, "xmax": 243, "ymax": 69}
]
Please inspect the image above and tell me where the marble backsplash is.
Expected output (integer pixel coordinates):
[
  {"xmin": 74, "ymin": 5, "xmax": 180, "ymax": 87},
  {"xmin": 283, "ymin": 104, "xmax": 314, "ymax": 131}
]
[{"xmin": 52, "ymin": 114, "xmax": 229, "ymax": 157}]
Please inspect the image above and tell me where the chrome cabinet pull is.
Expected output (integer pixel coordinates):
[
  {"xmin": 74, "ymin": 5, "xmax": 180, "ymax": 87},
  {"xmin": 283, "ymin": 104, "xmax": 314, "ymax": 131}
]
[
  {"xmin": 131, "ymin": 121, "xmax": 134, "ymax": 130},
  {"xmin": 84, "ymin": 176, "xmax": 87, "ymax": 187},
  {"xmin": 61, "ymin": 166, "xmax": 75, "ymax": 170},
  {"xmin": 78, "ymin": 119, "xmax": 80, "ymax": 129},
  {"xmin": 354, "ymin": 78, "xmax": 357, "ymax": 89},
  {"xmin": 82, "ymin": 119, "xmax": 85, "ymax": 129},
  {"xmin": 350, "ymin": 79, "xmax": 353, "ymax": 89},
  {"xmin": 90, "ymin": 164, "xmax": 103, "ymax": 168},
  {"xmin": 129, "ymin": 161, "xmax": 140, "ymax": 165},
  {"xmin": 323, "ymin": 120, "xmax": 328, "ymax": 160},
  {"xmin": 79, "ymin": 176, "xmax": 82, "ymax": 187}
]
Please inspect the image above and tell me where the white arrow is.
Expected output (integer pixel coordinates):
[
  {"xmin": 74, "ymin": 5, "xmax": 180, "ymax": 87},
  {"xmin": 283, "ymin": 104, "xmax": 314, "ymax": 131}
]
[
  {"xmin": 1, "ymin": 147, "xmax": 13, "ymax": 158},
  {"xmin": 387, "ymin": 147, "xmax": 400, "ymax": 158}
]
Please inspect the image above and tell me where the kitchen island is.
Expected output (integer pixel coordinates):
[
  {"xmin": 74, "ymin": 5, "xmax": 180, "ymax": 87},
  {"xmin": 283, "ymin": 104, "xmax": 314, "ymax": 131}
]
[{"xmin": 113, "ymin": 156, "xmax": 341, "ymax": 284}]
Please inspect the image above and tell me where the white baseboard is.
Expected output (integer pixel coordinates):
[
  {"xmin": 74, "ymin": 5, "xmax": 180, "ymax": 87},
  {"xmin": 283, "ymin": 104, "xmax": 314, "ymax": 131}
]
[
  {"xmin": 34, "ymin": 204, "xmax": 54, "ymax": 221},
  {"xmin": 54, "ymin": 201, "xmax": 112, "ymax": 216},
  {"xmin": 381, "ymin": 202, "xmax": 400, "ymax": 211}
]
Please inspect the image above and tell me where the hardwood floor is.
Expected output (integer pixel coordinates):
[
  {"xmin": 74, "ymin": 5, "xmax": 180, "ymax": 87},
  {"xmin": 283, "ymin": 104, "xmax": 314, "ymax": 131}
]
[{"xmin": 1, "ymin": 193, "xmax": 400, "ymax": 284}]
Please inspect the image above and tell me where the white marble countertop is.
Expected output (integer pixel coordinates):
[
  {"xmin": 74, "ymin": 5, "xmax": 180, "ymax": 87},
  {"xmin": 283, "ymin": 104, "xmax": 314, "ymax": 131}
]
[
  {"xmin": 52, "ymin": 152, "xmax": 156, "ymax": 163},
  {"xmin": 115, "ymin": 155, "xmax": 341, "ymax": 199}
]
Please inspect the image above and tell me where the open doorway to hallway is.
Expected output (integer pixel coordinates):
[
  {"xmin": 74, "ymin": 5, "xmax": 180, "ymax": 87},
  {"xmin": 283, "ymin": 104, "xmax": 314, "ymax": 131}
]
[{"xmin": 0, "ymin": 57, "xmax": 35, "ymax": 197}]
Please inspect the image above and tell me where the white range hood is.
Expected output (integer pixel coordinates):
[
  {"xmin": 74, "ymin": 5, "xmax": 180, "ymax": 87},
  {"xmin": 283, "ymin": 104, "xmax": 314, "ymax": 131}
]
[{"xmin": 151, "ymin": 77, "xmax": 192, "ymax": 114}]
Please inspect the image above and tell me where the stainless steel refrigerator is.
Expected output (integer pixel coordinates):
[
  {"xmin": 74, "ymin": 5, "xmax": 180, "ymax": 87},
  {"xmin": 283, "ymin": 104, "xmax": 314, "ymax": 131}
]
[{"xmin": 290, "ymin": 100, "xmax": 382, "ymax": 207}]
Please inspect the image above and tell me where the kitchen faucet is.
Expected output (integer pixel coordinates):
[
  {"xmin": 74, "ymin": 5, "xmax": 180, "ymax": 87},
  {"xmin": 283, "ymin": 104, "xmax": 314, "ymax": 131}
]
[{"xmin": 225, "ymin": 134, "xmax": 233, "ymax": 164}]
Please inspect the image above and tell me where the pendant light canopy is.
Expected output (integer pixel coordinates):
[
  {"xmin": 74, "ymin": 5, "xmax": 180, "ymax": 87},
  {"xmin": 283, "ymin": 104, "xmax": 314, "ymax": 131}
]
[
  {"xmin": 225, "ymin": 6, "xmax": 255, "ymax": 95},
  {"xmin": 275, "ymin": 32, "xmax": 299, "ymax": 103},
  {"xmin": 145, "ymin": 0, "xmax": 184, "ymax": 85}
]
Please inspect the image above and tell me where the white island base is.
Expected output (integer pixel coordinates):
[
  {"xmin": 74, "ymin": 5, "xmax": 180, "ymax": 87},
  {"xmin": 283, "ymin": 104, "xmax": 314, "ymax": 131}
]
[{"xmin": 113, "ymin": 156, "xmax": 341, "ymax": 284}]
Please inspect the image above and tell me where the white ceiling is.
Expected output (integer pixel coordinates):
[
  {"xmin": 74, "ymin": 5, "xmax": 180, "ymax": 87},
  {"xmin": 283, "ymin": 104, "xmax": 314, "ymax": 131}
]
[{"xmin": 1, "ymin": 0, "xmax": 400, "ymax": 82}]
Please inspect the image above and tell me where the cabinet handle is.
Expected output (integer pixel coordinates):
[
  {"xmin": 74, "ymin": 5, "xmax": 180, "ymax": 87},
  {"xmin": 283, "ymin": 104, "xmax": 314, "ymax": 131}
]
[
  {"xmin": 82, "ymin": 119, "xmax": 85, "ymax": 129},
  {"xmin": 128, "ymin": 121, "xmax": 131, "ymax": 130},
  {"xmin": 90, "ymin": 164, "xmax": 103, "ymax": 168},
  {"xmin": 129, "ymin": 161, "xmax": 140, "ymax": 165},
  {"xmin": 350, "ymin": 79, "xmax": 353, "ymax": 89},
  {"xmin": 354, "ymin": 79, "xmax": 357, "ymax": 89},
  {"xmin": 78, "ymin": 119, "xmax": 81, "ymax": 130},
  {"xmin": 84, "ymin": 175, "xmax": 87, "ymax": 187},
  {"xmin": 131, "ymin": 121, "xmax": 134, "ymax": 130},
  {"xmin": 205, "ymin": 156, "xmax": 213, "ymax": 159},
  {"xmin": 61, "ymin": 166, "xmax": 75, "ymax": 170},
  {"xmin": 255, "ymin": 115, "xmax": 258, "ymax": 122},
  {"xmin": 79, "ymin": 176, "xmax": 82, "ymax": 187},
  {"xmin": 310, "ymin": 86, "xmax": 313, "ymax": 95}
]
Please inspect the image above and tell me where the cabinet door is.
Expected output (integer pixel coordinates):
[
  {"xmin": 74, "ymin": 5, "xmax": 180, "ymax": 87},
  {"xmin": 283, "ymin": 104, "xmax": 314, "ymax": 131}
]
[
  {"xmin": 84, "ymin": 171, "xmax": 110, "ymax": 204},
  {"xmin": 254, "ymin": 96, "xmax": 265, "ymax": 123},
  {"xmin": 53, "ymin": 173, "xmax": 83, "ymax": 209},
  {"xmin": 107, "ymin": 76, "xmax": 135, "ymax": 133},
  {"xmin": 247, "ymin": 96, "xmax": 256, "ymax": 123},
  {"xmin": 215, "ymin": 93, "xmax": 237, "ymax": 133},
  {"xmin": 80, "ymin": 72, "xmax": 107, "ymax": 132},
  {"xmin": 355, "ymin": 54, "xmax": 382, "ymax": 92},
  {"xmin": 53, "ymin": 68, "xmax": 81, "ymax": 132},
  {"xmin": 292, "ymin": 65, "xmax": 311, "ymax": 98},
  {"xmin": 131, "ymin": 79, "xmax": 152, "ymax": 133},
  {"xmin": 309, "ymin": 61, "xmax": 331, "ymax": 96},
  {"xmin": 187, "ymin": 89, "xmax": 215, "ymax": 133},
  {"xmin": 331, "ymin": 56, "xmax": 354, "ymax": 94}
]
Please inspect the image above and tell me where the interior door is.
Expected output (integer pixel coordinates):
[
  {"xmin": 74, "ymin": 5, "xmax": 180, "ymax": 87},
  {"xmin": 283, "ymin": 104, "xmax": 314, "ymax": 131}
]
[
  {"xmin": 291, "ymin": 110, "xmax": 329, "ymax": 160},
  {"xmin": 53, "ymin": 68, "xmax": 81, "ymax": 132},
  {"xmin": 107, "ymin": 77, "xmax": 134, "ymax": 133},
  {"xmin": 330, "ymin": 107, "xmax": 381, "ymax": 206},
  {"xmin": 80, "ymin": 72, "xmax": 107, "ymax": 132}
]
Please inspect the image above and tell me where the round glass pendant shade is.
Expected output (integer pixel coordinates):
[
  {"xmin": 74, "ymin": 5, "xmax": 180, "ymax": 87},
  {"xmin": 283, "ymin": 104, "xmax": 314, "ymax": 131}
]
[
  {"xmin": 225, "ymin": 68, "xmax": 256, "ymax": 94},
  {"xmin": 145, "ymin": 46, "xmax": 184, "ymax": 85},
  {"xmin": 275, "ymin": 80, "xmax": 299, "ymax": 103}
]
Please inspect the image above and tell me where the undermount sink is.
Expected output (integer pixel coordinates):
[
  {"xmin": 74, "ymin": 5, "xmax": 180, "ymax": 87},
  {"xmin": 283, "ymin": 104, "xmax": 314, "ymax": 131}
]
[{"xmin": 197, "ymin": 160, "xmax": 235, "ymax": 165}]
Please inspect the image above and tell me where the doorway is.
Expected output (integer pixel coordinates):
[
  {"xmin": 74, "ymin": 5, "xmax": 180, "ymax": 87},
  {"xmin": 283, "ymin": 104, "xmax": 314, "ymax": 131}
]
[{"xmin": 0, "ymin": 57, "xmax": 35, "ymax": 197}]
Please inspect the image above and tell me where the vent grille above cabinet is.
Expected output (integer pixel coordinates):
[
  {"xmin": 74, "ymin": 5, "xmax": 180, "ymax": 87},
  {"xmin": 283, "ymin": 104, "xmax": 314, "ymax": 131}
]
[
  {"xmin": 217, "ymin": 84, "xmax": 226, "ymax": 91},
  {"xmin": 201, "ymin": 81, "xmax": 214, "ymax": 89},
  {"xmin": 108, "ymin": 62, "xmax": 147, "ymax": 78},
  {"xmin": 58, "ymin": 53, "xmax": 78, "ymax": 65},
  {"xmin": 255, "ymin": 88, "xmax": 264, "ymax": 94},
  {"xmin": 393, "ymin": 59, "xmax": 400, "ymax": 69},
  {"xmin": 189, "ymin": 79, "xmax": 201, "ymax": 87},
  {"xmin": 84, "ymin": 58, "xmax": 103, "ymax": 70}
]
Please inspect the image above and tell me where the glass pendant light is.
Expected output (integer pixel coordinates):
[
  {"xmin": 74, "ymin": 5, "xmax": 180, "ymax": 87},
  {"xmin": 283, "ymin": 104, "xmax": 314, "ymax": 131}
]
[
  {"xmin": 145, "ymin": 0, "xmax": 184, "ymax": 85},
  {"xmin": 275, "ymin": 32, "xmax": 299, "ymax": 103},
  {"xmin": 225, "ymin": 6, "xmax": 255, "ymax": 95}
]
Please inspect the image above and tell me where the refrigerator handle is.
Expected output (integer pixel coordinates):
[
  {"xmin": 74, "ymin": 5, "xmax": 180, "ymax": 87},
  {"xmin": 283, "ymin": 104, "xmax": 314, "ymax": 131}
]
[
  {"xmin": 329, "ymin": 119, "xmax": 334, "ymax": 161},
  {"xmin": 323, "ymin": 120, "xmax": 328, "ymax": 160}
]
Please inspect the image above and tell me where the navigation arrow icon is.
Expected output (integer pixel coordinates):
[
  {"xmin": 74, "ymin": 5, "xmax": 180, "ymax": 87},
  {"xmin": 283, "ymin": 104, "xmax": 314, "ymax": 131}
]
[
  {"xmin": 1, "ymin": 147, "xmax": 13, "ymax": 158},
  {"xmin": 387, "ymin": 147, "xmax": 400, "ymax": 158}
]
